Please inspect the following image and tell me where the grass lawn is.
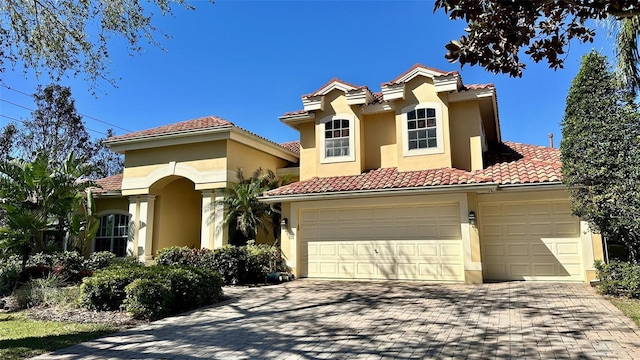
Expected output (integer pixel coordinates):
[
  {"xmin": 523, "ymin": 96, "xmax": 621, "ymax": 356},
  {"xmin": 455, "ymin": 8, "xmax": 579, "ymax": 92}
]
[
  {"xmin": 609, "ymin": 297, "xmax": 640, "ymax": 327},
  {"xmin": 0, "ymin": 312, "xmax": 118, "ymax": 360}
]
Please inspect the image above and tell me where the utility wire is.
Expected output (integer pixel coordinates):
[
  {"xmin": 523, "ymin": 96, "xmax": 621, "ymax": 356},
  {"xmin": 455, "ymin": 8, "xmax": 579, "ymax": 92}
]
[
  {"xmin": 0, "ymin": 84, "xmax": 132, "ymax": 133},
  {"xmin": 0, "ymin": 110, "xmax": 109, "ymax": 137}
]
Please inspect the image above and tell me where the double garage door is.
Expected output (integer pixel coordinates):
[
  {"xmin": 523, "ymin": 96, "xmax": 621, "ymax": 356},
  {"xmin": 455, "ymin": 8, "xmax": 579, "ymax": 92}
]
[
  {"xmin": 300, "ymin": 203, "xmax": 464, "ymax": 281},
  {"xmin": 479, "ymin": 198, "xmax": 584, "ymax": 281},
  {"xmin": 298, "ymin": 196, "xmax": 586, "ymax": 282}
]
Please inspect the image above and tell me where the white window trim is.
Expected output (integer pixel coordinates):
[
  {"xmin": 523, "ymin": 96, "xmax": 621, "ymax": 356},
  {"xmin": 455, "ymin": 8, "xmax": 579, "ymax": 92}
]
[
  {"xmin": 401, "ymin": 102, "xmax": 445, "ymax": 157},
  {"xmin": 94, "ymin": 210, "xmax": 132, "ymax": 257},
  {"xmin": 319, "ymin": 113, "xmax": 356, "ymax": 164}
]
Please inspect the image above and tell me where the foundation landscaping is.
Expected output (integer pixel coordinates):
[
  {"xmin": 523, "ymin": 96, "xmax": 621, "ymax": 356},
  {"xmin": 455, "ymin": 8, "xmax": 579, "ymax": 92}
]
[{"xmin": 0, "ymin": 242, "xmax": 290, "ymax": 359}]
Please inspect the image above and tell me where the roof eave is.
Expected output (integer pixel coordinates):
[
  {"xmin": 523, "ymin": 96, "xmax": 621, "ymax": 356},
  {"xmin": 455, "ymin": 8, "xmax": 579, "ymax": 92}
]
[{"xmin": 259, "ymin": 182, "xmax": 499, "ymax": 203}]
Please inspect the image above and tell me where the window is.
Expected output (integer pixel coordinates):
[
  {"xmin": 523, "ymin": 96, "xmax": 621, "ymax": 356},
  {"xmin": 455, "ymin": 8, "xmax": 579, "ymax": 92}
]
[
  {"xmin": 324, "ymin": 118, "xmax": 350, "ymax": 157},
  {"xmin": 407, "ymin": 108, "xmax": 437, "ymax": 150},
  {"xmin": 95, "ymin": 213, "xmax": 130, "ymax": 257},
  {"xmin": 320, "ymin": 114, "xmax": 356, "ymax": 163},
  {"xmin": 401, "ymin": 103, "xmax": 444, "ymax": 156}
]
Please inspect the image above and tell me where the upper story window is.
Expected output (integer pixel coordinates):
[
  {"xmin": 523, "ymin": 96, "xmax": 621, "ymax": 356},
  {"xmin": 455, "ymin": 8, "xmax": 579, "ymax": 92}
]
[
  {"xmin": 325, "ymin": 119, "xmax": 350, "ymax": 157},
  {"xmin": 320, "ymin": 114, "xmax": 356, "ymax": 163},
  {"xmin": 401, "ymin": 102, "xmax": 444, "ymax": 156},
  {"xmin": 407, "ymin": 108, "xmax": 437, "ymax": 150},
  {"xmin": 95, "ymin": 213, "xmax": 130, "ymax": 257}
]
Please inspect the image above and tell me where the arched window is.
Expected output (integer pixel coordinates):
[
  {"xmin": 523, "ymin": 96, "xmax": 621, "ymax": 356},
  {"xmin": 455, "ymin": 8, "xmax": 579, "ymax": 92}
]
[{"xmin": 95, "ymin": 213, "xmax": 130, "ymax": 257}]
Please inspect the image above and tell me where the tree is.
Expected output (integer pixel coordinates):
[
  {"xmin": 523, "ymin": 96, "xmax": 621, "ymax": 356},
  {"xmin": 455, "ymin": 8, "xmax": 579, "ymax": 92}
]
[
  {"xmin": 560, "ymin": 51, "xmax": 640, "ymax": 262},
  {"xmin": 217, "ymin": 168, "xmax": 290, "ymax": 246},
  {"xmin": 0, "ymin": 152, "xmax": 97, "ymax": 268},
  {"xmin": 0, "ymin": 0, "xmax": 212, "ymax": 87},
  {"xmin": 0, "ymin": 84, "xmax": 124, "ymax": 177},
  {"xmin": 434, "ymin": 1, "xmax": 640, "ymax": 90}
]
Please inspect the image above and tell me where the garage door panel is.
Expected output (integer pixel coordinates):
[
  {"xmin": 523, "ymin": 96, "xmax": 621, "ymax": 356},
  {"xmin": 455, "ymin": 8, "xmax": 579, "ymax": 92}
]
[
  {"xmin": 301, "ymin": 204, "xmax": 463, "ymax": 281},
  {"xmin": 439, "ymin": 224, "xmax": 462, "ymax": 238},
  {"xmin": 480, "ymin": 199, "xmax": 584, "ymax": 282}
]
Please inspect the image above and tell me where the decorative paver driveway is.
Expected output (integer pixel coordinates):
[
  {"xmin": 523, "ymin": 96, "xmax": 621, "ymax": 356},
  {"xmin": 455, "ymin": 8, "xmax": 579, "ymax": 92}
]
[{"xmin": 35, "ymin": 281, "xmax": 640, "ymax": 359}]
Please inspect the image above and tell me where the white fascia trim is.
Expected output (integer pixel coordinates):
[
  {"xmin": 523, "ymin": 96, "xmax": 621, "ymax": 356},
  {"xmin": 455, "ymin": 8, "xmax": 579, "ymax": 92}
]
[
  {"xmin": 381, "ymin": 83, "xmax": 405, "ymax": 101},
  {"xmin": 346, "ymin": 88, "xmax": 373, "ymax": 105},
  {"xmin": 229, "ymin": 128, "xmax": 299, "ymax": 162},
  {"xmin": 94, "ymin": 191, "xmax": 124, "ymax": 198},
  {"xmin": 395, "ymin": 67, "xmax": 446, "ymax": 83},
  {"xmin": 311, "ymin": 81, "xmax": 358, "ymax": 97},
  {"xmin": 361, "ymin": 102, "xmax": 395, "ymax": 115},
  {"xmin": 497, "ymin": 182, "xmax": 566, "ymax": 192},
  {"xmin": 401, "ymin": 102, "xmax": 445, "ymax": 156},
  {"xmin": 259, "ymin": 183, "xmax": 499, "ymax": 203},
  {"xmin": 433, "ymin": 75, "xmax": 461, "ymax": 93},
  {"xmin": 319, "ymin": 113, "xmax": 357, "ymax": 164},
  {"xmin": 279, "ymin": 113, "xmax": 315, "ymax": 122},
  {"xmin": 448, "ymin": 88, "xmax": 495, "ymax": 103},
  {"xmin": 302, "ymin": 96, "xmax": 324, "ymax": 111},
  {"xmin": 106, "ymin": 126, "xmax": 233, "ymax": 153}
]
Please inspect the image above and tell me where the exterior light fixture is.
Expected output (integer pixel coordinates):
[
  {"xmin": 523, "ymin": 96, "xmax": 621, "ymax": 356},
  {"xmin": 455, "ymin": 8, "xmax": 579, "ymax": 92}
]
[
  {"xmin": 280, "ymin": 218, "xmax": 288, "ymax": 227},
  {"xmin": 468, "ymin": 211, "xmax": 476, "ymax": 225}
]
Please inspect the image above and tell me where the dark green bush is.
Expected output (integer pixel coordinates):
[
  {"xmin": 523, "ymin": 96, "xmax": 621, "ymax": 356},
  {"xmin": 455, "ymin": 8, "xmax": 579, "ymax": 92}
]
[
  {"xmin": 595, "ymin": 260, "xmax": 640, "ymax": 298},
  {"xmin": 124, "ymin": 278, "xmax": 174, "ymax": 320},
  {"xmin": 84, "ymin": 252, "xmax": 117, "ymax": 271},
  {"xmin": 0, "ymin": 257, "xmax": 21, "ymax": 295},
  {"xmin": 80, "ymin": 263, "xmax": 223, "ymax": 318},
  {"xmin": 155, "ymin": 243, "xmax": 290, "ymax": 285},
  {"xmin": 80, "ymin": 265, "xmax": 147, "ymax": 311}
]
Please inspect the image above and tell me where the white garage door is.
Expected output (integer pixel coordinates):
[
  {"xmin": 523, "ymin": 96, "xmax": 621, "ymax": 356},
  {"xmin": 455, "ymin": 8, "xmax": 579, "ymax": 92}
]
[
  {"xmin": 300, "ymin": 203, "xmax": 464, "ymax": 281},
  {"xmin": 479, "ymin": 199, "xmax": 584, "ymax": 281}
]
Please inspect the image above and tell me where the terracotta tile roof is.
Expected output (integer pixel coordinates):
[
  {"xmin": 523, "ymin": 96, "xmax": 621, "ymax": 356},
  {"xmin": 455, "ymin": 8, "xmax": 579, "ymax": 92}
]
[
  {"xmin": 92, "ymin": 173, "xmax": 123, "ymax": 194},
  {"xmin": 476, "ymin": 141, "xmax": 562, "ymax": 185},
  {"xmin": 280, "ymin": 141, "xmax": 300, "ymax": 154},
  {"xmin": 371, "ymin": 92, "xmax": 384, "ymax": 104},
  {"xmin": 264, "ymin": 141, "xmax": 562, "ymax": 197},
  {"xmin": 109, "ymin": 116, "xmax": 233, "ymax": 141},
  {"xmin": 302, "ymin": 78, "xmax": 366, "ymax": 98},
  {"xmin": 382, "ymin": 64, "xmax": 458, "ymax": 86},
  {"xmin": 462, "ymin": 83, "xmax": 494, "ymax": 91},
  {"xmin": 265, "ymin": 167, "xmax": 492, "ymax": 196},
  {"xmin": 282, "ymin": 109, "xmax": 309, "ymax": 117}
]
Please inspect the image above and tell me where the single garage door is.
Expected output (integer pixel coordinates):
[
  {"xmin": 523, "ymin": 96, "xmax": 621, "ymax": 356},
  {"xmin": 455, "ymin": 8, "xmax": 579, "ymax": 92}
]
[
  {"xmin": 479, "ymin": 199, "xmax": 584, "ymax": 281},
  {"xmin": 300, "ymin": 203, "xmax": 464, "ymax": 281}
]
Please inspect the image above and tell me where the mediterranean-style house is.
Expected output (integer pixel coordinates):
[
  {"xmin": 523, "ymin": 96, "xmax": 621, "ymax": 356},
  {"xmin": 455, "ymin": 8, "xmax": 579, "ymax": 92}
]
[{"xmin": 93, "ymin": 64, "xmax": 604, "ymax": 284}]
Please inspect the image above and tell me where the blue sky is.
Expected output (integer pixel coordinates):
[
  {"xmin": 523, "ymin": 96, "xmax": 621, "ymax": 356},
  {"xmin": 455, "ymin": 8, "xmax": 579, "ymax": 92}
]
[{"xmin": 0, "ymin": 1, "xmax": 617, "ymax": 147}]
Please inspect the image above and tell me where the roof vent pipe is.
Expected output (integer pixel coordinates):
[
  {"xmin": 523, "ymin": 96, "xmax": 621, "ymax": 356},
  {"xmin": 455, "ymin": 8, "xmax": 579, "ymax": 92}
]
[{"xmin": 548, "ymin": 133, "xmax": 554, "ymax": 148}]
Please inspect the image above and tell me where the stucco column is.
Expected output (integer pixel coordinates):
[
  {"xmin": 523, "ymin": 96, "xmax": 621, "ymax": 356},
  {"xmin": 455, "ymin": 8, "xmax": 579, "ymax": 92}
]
[
  {"xmin": 201, "ymin": 190, "xmax": 214, "ymax": 249},
  {"xmin": 127, "ymin": 196, "xmax": 140, "ymax": 259},
  {"xmin": 137, "ymin": 195, "xmax": 156, "ymax": 263},
  {"xmin": 213, "ymin": 189, "xmax": 228, "ymax": 249}
]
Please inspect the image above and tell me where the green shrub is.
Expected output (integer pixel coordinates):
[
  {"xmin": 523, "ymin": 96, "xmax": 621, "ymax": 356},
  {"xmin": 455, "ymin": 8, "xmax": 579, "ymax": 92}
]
[
  {"xmin": 84, "ymin": 252, "xmax": 116, "ymax": 271},
  {"xmin": 80, "ymin": 265, "xmax": 146, "ymax": 311},
  {"xmin": 124, "ymin": 278, "xmax": 174, "ymax": 320},
  {"xmin": 0, "ymin": 257, "xmax": 21, "ymax": 295},
  {"xmin": 80, "ymin": 263, "xmax": 223, "ymax": 319},
  {"xmin": 595, "ymin": 260, "xmax": 640, "ymax": 298},
  {"xmin": 155, "ymin": 243, "xmax": 291, "ymax": 285}
]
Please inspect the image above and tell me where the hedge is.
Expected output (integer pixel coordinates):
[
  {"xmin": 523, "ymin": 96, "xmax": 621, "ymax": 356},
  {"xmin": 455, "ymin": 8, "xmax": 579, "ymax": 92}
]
[
  {"xmin": 155, "ymin": 242, "xmax": 290, "ymax": 285},
  {"xmin": 80, "ymin": 263, "xmax": 223, "ymax": 319},
  {"xmin": 595, "ymin": 260, "xmax": 640, "ymax": 298}
]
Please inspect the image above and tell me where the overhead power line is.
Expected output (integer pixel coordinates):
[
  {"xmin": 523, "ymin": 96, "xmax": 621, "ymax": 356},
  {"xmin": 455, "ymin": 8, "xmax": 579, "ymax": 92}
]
[
  {"xmin": 0, "ymin": 84, "xmax": 132, "ymax": 133},
  {"xmin": 0, "ymin": 108, "xmax": 109, "ymax": 137}
]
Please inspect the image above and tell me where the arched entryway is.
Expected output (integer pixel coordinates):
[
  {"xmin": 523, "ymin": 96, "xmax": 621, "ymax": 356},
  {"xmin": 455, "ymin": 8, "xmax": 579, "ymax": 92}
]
[{"xmin": 150, "ymin": 176, "xmax": 202, "ymax": 254}]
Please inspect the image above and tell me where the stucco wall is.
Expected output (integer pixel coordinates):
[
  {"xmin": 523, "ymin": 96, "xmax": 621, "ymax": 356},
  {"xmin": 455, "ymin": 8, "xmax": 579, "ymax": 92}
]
[
  {"xmin": 152, "ymin": 177, "xmax": 202, "ymax": 254},
  {"xmin": 449, "ymin": 101, "xmax": 483, "ymax": 171}
]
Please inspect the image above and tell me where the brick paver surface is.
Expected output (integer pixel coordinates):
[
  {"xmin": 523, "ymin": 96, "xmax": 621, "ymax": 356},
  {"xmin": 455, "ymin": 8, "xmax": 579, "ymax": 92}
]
[{"xmin": 33, "ymin": 281, "xmax": 640, "ymax": 359}]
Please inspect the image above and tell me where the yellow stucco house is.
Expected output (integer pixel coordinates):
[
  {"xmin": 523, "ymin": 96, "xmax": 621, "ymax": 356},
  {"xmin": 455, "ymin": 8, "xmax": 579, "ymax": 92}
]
[{"xmin": 94, "ymin": 64, "xmax": 603, "ymax": 284}]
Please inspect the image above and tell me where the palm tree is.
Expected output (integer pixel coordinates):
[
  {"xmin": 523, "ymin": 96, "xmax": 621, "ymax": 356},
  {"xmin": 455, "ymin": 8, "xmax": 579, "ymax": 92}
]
[
  {"xmin": 615, "ymin": 16, "xmax": 640, "ymax": 93},
  {"xmin": 0, "ymin": 152, "xmax": 96, "ymax": 268},
  {"xmin": 217, "ymin": 168, "xmax": 290, "ymax": 246}
]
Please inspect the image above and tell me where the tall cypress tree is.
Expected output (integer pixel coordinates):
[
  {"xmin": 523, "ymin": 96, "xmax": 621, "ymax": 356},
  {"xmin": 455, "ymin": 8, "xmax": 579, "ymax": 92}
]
[{"xmin": 561, "ymin": 51, "xmax": 640, "ymax": 262}]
